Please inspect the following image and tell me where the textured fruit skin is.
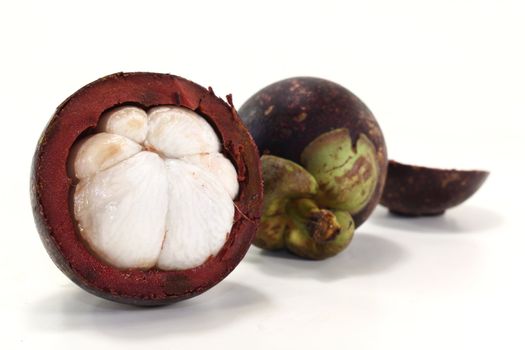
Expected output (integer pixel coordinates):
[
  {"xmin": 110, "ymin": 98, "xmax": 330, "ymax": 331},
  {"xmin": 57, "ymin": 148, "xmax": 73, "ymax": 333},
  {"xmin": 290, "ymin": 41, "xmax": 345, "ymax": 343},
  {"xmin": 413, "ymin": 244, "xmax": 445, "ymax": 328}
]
[
  {"xmin": 380, "ymin": 160, "xmax": 489, "ymax": 216},
  {"xmin": 31, "ymin": 72, "xmax": 263, "ymax": 306},
  {"xmin": 239, "ymin": 77, "xmax": 387, "ymax": 228}
]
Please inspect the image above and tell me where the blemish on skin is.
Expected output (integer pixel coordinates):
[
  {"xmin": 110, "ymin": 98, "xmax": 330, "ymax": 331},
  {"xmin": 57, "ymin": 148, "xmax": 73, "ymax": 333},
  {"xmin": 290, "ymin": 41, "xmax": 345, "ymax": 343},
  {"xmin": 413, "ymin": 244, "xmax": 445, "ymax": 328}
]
[
  {"xmin": 293, "ymin": 112, "xmax": 308, "ymax": 122},
  {"xmin": 334, "ymin": 157, "xmax": 370, "ymax": 185},
  {"xmin": 441, "ymin": 173, "xmax": 461, "ymax": 187},
  {"xmin": 290, "ymin": 81, "xmax": 301, "ymax": 92},
  {"xmin": 264, "ymin": 105, "xmax": 274, "ymax": 116},
  {"xmin": 368, "ymin": 127, "xmax": 380, "ymax": 136},
  {"xmin": 259, "ymin": 94, "xmax": 272, "ymax": 103}
]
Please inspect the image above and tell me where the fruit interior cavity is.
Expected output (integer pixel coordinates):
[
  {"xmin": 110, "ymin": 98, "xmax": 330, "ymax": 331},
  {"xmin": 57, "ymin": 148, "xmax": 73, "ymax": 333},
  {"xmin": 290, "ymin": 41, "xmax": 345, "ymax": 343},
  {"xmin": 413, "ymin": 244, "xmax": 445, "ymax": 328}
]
[{"xmin": 69, "ymin": 105, "xmax": 239, "ymax": 270}]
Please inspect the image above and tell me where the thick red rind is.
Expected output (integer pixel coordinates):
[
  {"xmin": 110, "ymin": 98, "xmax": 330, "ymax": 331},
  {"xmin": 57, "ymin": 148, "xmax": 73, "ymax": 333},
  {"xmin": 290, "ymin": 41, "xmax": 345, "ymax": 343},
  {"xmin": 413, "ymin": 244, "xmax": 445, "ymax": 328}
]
[
  {"xmin": 238, "ymin": 77, "xmax": 387, "ymax": 227},
  {"xmin": 31, "ymin": 72, "xmax": 263, "ymax": 305},
  {"xmin": 379, "ymin": 160, "xmax": 489, "ymax": 216}
]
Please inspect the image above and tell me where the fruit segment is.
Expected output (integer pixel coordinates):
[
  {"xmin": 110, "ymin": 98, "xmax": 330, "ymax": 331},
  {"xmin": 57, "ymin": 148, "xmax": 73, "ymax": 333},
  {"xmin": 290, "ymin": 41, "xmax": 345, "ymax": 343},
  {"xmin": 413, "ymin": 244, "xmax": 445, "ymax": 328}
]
[
  {"xmin": 181, "ymin": 153, "xmax": 239, "ymax": 199},
  {"xmin": 71, "ymin": 133, "xmax": 142, "ymax": 179},
  {"xmin": 99, "ymin": 106, "xmax": 148, "ymax": 144},
  {"xmin": 146, "ymin": 106, "xmax": 220, "ymax": 158},
  {"xmin": 74, "ymin": 152, "xmax": 168, "ymax": 269},
  {"xmin": 158, "ymin": 159, "xmax": 234, "ymax": 270}
]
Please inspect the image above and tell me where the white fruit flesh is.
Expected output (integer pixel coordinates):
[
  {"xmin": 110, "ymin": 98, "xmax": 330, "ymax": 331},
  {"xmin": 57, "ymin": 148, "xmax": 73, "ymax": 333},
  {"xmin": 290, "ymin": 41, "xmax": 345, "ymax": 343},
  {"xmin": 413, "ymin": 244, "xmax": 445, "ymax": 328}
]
[
  {"xmin": 71, "ymin": 133, "xmax": 142, "ymax": 179},
  {"xmin": 181, "ymin": 153, "xmax": 239, "ymax": 199},
  {"xmin": 74, "ymin": 152, "xmax": 168, "ymax": 269},
  {"xmin": 157, "ymin": 160, "xmax": 234, "ymax": 270},
  {"xmin": 70, "ymin": 106, "xmax": 238, "ymax": 270},
  {"xmin": 146, "ymin": 106, "xmax": 220, "ymax": 158},
  {"xmin": 99, "ymin": 106, "xmax": 148, "ymax": 144}
]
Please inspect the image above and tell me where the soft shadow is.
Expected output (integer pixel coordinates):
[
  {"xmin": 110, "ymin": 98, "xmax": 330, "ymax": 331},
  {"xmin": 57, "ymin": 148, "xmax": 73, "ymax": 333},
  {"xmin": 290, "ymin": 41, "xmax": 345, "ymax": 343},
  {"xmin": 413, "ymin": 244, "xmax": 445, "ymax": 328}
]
[
  {"xmin": 370, "ymin": 206, "xmax": 503, "ymax": 233},
  {"xmin": 28, "ymin": 280, "xmax": 270, "ymax": 338},
  {"xmin": 245, "ymin": 233, "xmax": 406, "ymax": 281}
]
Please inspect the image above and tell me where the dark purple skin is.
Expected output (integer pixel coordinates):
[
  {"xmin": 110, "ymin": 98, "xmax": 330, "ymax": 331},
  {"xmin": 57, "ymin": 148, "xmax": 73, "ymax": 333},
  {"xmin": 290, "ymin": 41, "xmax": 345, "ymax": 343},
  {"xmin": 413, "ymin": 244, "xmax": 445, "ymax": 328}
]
[
  {"xmin": 380, "ymin": 160, "xmax": 489, "ymax": 216},
  {"xmin": 239, "ymin": 77, "xmax": 387, "ymax": 227}
]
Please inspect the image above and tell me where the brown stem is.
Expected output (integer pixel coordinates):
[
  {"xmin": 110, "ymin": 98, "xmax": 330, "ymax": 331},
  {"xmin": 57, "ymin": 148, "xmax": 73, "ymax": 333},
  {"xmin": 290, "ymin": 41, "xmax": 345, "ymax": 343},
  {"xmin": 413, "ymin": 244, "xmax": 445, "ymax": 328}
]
[{"xmin": 291, "ymin": 198, "xmax": 341, "ymax": 243}]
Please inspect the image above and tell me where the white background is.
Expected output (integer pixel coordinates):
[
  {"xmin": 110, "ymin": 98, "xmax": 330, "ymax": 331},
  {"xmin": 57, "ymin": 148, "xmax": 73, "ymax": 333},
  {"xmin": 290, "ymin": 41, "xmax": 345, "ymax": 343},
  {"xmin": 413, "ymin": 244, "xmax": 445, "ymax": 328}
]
[{"xmin": 1, "ymin": 0, "xmax": 524, "ymax": 349}]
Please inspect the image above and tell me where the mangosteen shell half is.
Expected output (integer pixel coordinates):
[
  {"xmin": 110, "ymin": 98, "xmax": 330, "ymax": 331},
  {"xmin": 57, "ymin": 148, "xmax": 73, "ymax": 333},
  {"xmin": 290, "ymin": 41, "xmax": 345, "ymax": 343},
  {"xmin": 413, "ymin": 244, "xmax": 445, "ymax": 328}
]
[
  {"xmin": 31, "ymin": 72, "xmax": 263, "ymax": 305},
  {"xmin": 380, "ymin": 160, "xmax": 489, "ymax": 216}
]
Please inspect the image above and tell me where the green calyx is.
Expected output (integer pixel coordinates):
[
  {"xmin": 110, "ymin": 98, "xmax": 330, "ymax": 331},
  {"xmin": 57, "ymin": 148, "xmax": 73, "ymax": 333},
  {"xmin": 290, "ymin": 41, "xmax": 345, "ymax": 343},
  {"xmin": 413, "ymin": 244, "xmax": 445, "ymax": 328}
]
[
  {"xmin": 301, "ymin": 128, "xmax": 379, "ymax": 214},
  {"xmin": 255, "ymin": 129, "xmax": 379, "ymax": 259},
  {"xmin": 285, "ymin": 198, "xmax": 355, "ymax": 259}
]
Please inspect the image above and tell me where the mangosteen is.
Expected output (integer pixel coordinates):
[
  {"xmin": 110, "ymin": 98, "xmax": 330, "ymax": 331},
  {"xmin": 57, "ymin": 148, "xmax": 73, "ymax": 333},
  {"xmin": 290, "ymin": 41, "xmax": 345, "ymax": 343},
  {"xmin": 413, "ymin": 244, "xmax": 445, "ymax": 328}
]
[
  {"xmin": 380, "ymin": 160, "xmax": 489, "ymax": 216},
  {"xmin": 31, "ymin": 72, "xmax": 263, "ymax": 305},
  {"xmin": 239, "ymin": 77, "xmax": 387, "ymax": 259}
]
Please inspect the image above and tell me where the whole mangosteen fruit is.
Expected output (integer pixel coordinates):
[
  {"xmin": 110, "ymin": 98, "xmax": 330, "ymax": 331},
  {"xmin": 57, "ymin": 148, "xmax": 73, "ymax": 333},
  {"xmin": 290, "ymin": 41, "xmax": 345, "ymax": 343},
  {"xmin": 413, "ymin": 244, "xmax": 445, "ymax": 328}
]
[
  {"xmin": 239, "ymin": 77, "xmax": 387, "ymax": 259},
  {"xmin": 31, "ymin": 72, "xmax": 263, "ymax": 305}
]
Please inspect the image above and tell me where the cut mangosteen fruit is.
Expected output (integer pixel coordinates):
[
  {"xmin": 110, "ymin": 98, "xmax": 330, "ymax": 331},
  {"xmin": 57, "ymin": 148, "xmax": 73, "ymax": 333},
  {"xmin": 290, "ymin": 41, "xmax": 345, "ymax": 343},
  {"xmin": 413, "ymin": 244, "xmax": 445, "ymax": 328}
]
[
  {"xmin": 380, "ymin": 160, "xmax": 489, "ymax": 216},
  {"xmin": 31, "ymin": 72, "xmax": 263, "ymax": 305},
  {"xmin": 239, "ymin": 77, "xmax": 387, "ymax": 259}
]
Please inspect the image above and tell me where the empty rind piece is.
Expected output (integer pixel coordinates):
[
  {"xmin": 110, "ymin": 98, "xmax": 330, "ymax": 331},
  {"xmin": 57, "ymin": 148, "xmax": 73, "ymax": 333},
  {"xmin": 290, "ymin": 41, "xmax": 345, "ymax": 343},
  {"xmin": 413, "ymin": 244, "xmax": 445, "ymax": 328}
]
[{"xmin": 379, "ymin": 160, "xmax": 489, "ymax": 216}]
